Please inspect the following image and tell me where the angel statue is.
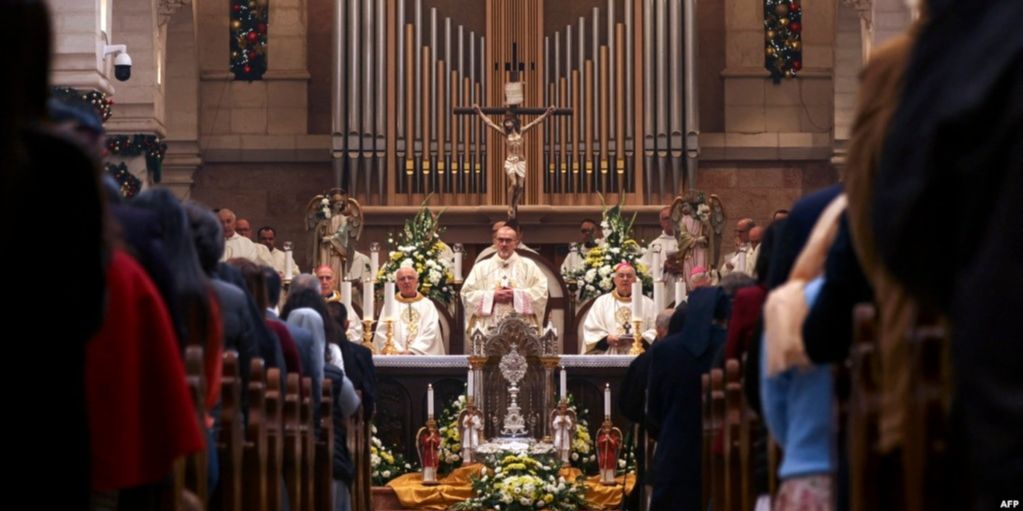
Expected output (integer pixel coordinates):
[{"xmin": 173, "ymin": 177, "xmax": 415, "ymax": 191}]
[
  {"xmin": 472, "ymin": 99, "xmax": 557, "ymax": 219},
  {"xmin": 670, "ymin": 192, "xmax": 726, "ymax": 282},
  {"xmin": 305, "ymin": 188, "xmax": 363, "ymax": 281}
]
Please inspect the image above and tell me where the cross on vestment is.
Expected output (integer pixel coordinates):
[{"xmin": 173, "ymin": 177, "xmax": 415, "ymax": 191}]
[{"xmin": 453, "ymin": 43, "xmax": 571, "ymax": 219}]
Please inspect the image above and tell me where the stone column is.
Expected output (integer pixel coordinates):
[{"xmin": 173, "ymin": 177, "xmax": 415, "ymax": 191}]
[
  {"xmin": 164, "ymin": 1, "xmax": 202, "ymax": 198},
  {"xmin": 50, "ymin": 0, "xmax": 115, "ymax": 94}
]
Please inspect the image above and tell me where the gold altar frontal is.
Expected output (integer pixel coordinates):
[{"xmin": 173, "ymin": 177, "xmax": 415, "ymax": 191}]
[{"xmin": 375, "ymin": 464, "xmax": 635, "ymax": 511}]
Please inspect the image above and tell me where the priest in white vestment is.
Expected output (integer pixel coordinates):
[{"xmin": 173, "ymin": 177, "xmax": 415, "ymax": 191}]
[
  {"xmin": 719, "ymin": 218, "xmax": 756, "ymax": 277},
  {"xmin": 218, "ymin": 208, "xmax": 274, "ymax": 266},
  {"xmin": 374, "ymin": 267, "xmax": 445, "ymax": 354},
  {"xmin": 257, "ymin": 226, "xmax": 301, "ymax": 278},
  {"xmin": 560, "ymin": 219, "xmax": 603, "ymax": 276},
  {"xmin": 314, "ymin": 265, "xmax": 363, "ymax": 342},
  {"xmin": 462, "ymin": 224, "xmax": 548, "ymax": 333},
  {"xmin": 581, "ymin": 262, "xmax": 657, "ymax": 354},
  {"xmin": 642, "ymin": 207, "xmax": 681, "ymax": 291}
]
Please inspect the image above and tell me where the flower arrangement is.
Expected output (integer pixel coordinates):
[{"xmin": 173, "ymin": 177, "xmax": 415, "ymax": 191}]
[
  {"xmin": 377, "ymin": 198, "xmax": 456, "ymax": 302},
  {"xmin": 436, "ymin": 392, "xmax": 467, "ymax": 475},
  {"xmin": 370, "ymin": 425, "xmax": 417, "ymax": 486},
  {"xmin": 453, "ymin": 452, "xmax": 587, "ymax": 511},
  {"xmin": 562, "ymin": 195, "xmax": 654, "ymax": 303}
]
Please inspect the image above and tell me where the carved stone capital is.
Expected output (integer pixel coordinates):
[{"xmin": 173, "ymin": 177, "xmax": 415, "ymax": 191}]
[{"xmin": 158, "ymin": 0, "xmax": 189, "ymax": 26}]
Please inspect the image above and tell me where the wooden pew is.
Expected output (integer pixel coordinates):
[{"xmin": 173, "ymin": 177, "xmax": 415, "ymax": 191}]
[
  {"xmin": 215, "ymin": 351, "xmax": 244, "ymax": 511},
  {"xmin": 709, "ymin": 369, "xmax": 726, "ymax": 511},
  {"xmin": 283, "ymin": 373, "xmax": 303, "ymax": 511},
  {"xmin": 265, "ymin": 368, "xmax": 284, "ymax": 511},
  {"xmin": 902, "ymin": 318, "xmax": 950, "ymax": 511},
  {"xmin": 315, "ymin": 382, "xmax": 335, "ymax": 511},
  {"xmin": 347, "ymin": 391, "xmax": 371, "ymax": 511},
  {"xmin": 849, "ymin": 304, "xmax": 882, "ymax": 511},
  {"xmin": 700, "ymin": 373, "xmax": 711, "ymax": 510},
  {"xmin": 301, "ymin": 377, "xmax": 316, "ymax": 511},
  {"xmin": 183, "ymin": 345, "xmax": 208, "ymax": 508},
  {"xmin": 722, "ymin": 360, "xmax": 743, "ymax": 511},
  {"xmin": 242, "ymin": 359, "xmax": 269, "ymax": 511}
]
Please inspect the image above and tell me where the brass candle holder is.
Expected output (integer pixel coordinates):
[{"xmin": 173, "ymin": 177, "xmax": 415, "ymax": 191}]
[
  {"xmin": 361, "ymin": 318, "xmax": 376, "ymax": 354},
  {"xmin": 628, "ymin": 318, "xmax": 645, "ymax": 356},
  {"xmin": 380, "ymin": 318, "xmax": 400, "ymax": 355}
]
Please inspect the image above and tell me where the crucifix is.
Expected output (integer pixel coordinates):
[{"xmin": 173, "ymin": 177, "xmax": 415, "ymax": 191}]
[{"xmin": 454, "ymin": 43, "xmax": 571, "ymax": 219}]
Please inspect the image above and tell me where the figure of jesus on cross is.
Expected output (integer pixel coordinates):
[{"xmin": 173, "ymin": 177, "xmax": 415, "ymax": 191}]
[{"xmin": 456, "ymin": 44, "xmax": 571, "ymax": 219}]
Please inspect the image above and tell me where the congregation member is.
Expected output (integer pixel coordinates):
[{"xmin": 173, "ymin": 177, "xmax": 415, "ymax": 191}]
[
  {"xmin": 580, "ymin": 262, "xmax": 656, "ymax": 354},
  {"xmin": 374, "ymin": 267, "xmax": 445, "ymax": 355}
]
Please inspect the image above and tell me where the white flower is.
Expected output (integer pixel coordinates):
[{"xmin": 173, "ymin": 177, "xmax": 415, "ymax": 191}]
[
  {"xmin": 585, "ymin": 269, "xmax": 597, "ymax": 281},
  {"xmin": 598, "ymin": 266, "xmax": 612, "ymax": 277},
  {"xmin": 571, "ymin": 452, "xmax": 579, "ymax": 461},
  {"xmin": 536, "ymin": 500, "xmax": 546, "ymax": 508},
  {"xmin": 371, "ymin": 455, "xmax": 381, "ymax": 465},
  {"xmin": 599, "ymin": 277, "xmax": 612, "ymax": 289},
  {"xmin": 601, "ymin": 221, "xmax": 609, "ymax": 230},
  {"xmin": 619, "ymin": 459, "xmax": 627, "ymax": 468},
  {"xmin": 428, "ymin": 269, "xmax": 442, "ymax": 284},
  {"xmin": 609, "ymin": 247, "xmax": 620, "ymax": 254},
  {"xmin": 382, "ymin": 470, "xmax": 391, "ymax": 478},
  {"xmin": 321, "ymin": 198, "xmax": 330, "ymax": 206},
  {"xmin": 400, "ymin": 258, "xmax": 414, "ymax": 268},
  {"xmin": 452, "ymin": 454, "xmax": 460, "ymax": 461},
  {"xmin": 520, "ymin": 497, "xmax": 531, "ymax": 506}
]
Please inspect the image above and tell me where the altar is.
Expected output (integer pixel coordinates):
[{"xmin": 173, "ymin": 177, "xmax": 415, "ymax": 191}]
[{"xmin": 372, "ymin": 354, "xmax": 636, "ymax": 464}]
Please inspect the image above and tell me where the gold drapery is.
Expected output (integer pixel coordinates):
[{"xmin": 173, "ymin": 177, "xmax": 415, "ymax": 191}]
[{"xmin": 385, "ymin": 465, "xmax": 635, "ymax": 510}]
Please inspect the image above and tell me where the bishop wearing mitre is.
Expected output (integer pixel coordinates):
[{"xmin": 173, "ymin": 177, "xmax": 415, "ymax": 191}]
[
  {"xmin": 374, "ymin": 267, "xmax": 445, "ymax": 355},
  {"xmin": 581, "ymin": 262, "xmax": 657, "ymax": 354},
  {"xmin": 461, "ymin": 222, "xmax": 549, "ymax": 334}
]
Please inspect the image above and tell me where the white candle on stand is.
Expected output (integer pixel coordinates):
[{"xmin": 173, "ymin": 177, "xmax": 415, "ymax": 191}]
[
  {"xmin": 560, "ymin": 367, "xmax": 567, "ymax": 401},
  {"xmin": 604, "ymin": 383, "xmax": 611, "ymax": 417},
  {"xmin": 383, "ymin": 281, "xmax": 396, "ymax": 319},
  {"xmin": 427, "ymin": 384, "xmax": 435, "ymax": 417},
  {"xmin": 341, "ymin": 281, "xmax": 352, "ymax": 310},
  {"xmin": 674, "ymin": 280, "xmax": 686, "ymax": 306},
  {"xmin": 454, "ymin": 250, "xmax": 463, "ymax": 282},
  {"xmin": 631, "ymin": 281, "xmax": 643, "ymax": 318},
  {"xmin": 370, "ymin": 244, "xmax": 380, "ymax": 280},
  {"xmin": 653, "ymin": 280, "xmax": 664, "ymax": 312},
  {"xmin": 467, "ymin": 369, "xmax": 474, "ymax": 399},
  {"xmin": 651, "ymin": 249, "xmax": 661, "ymax": 281},
  {"xmin": 362, "ymin": 279, "xmax": 374, "ymax": 320}
]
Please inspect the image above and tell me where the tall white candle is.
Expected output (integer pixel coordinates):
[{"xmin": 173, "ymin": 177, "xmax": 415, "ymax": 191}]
[
  {"xmin": 651, "ymin": 249, "xmax": 662, "ymax": 281},
  {"xmin": 653, "ymin": 280, "xmax": 664, "ymax": 313},
  {"xmin": 454, "ymin": 250, "xmax": 463, "ymax": 282},
  {"xmin": 674, "ymin": 280, "xmax": 686, "ymax": 306},
  {"xmin": 341, "ymin": 281, "xmax": 353, "ymax": 310},
  {"xmin": 631, "ymin": 281, "xmax": 643, "ymax": 318},
  {"xmin": 560, "ymin": 367, "xmax": 567, "ymax": 401},
  {"xmin": 604, "ymin": 383, "xmax": 611, "ymax": 417},
  {"xmin": 427, "ymin": 383, "xmax": 435, "ymax": 417},
  {"xmin": 283, "ymin": 243, "xmax": 294, "ymax": 280},
  {"xmin": 370, "ymin": 246, "xmax": 380, "ymax": 280},
  {"xmin": 383, "ymin": 281, "xmax": 396, "ymax": 319},
  {"xmin": 363, "ymin": 279, "xmax": 374, "ymax": 320},
  {"xmin": 467, "ymin": 369, "xmax": 474, "ymax": 398}
]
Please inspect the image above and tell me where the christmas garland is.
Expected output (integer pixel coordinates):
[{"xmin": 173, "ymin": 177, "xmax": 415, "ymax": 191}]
[
  {"xmin": 51, "ymin": 86, "xmax": 113, "ymax": 122},
  {"xmin": 230, "ymin": 0, "xmax": 269, "ymax": 80},
  {"xmin": 764, "ymin": 0, "xmax": 803, "ymax": 83},
  {"xmin": 105, "ymin": 162, "xmax": 142, "ymax": 199},
  {"xmin": 106, "ymin": 134, "xmax": 168, "ymax": 183}
]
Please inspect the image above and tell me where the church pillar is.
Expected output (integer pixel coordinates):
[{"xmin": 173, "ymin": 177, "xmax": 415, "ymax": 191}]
[
  {"xmin": 49, "ymin": 0, "xmax": 115, "ymax": 94},
  {"xmin": 105, "ymin": 0, "xmax": 168, "ymax": 136},
  {"xmin": 720, "ymin": 0, "xmax": 834, "ymax": 159},
  {"xmin": 163, "ymin": 1, "xmax": 202, "ymax": 199}
]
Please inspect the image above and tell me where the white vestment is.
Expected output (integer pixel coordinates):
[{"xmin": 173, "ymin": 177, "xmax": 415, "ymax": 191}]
[
  {"xmin": 581, "ymin": 291, "xmax": 657, "ymax": 354},
  {"xmin": 719, "ymin": 243, "xmax": 755, "ymax": 277},
  {"xmin": 223, "ymin": 232, "xmax": 274, "ymax": 266},
  {"xmin": 270, "ymin": 247, "xmax": 301, "ymax": 278},
  {"xmin": 461, "ymin": 252, "xmax": 548, "ymax": 333},
  {"xmin": 345, "ymin": 250, "xmax": 372, "ymax": 281},
  {"xmin": 643, "ymin": 233, "xmax": 680, "ymax": 291},
  {"xmin": 373, "ymin": 293, "xmax": 445, "ymax": 355}
]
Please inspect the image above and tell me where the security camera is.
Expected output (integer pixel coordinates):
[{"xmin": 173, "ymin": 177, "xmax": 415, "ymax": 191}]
[{"xmin": 103, "ymin": 44, "xmax": 132, "ymax": 82}]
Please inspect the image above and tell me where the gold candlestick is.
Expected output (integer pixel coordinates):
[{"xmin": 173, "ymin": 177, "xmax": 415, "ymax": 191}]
[
  {"xmin": 628, "ymin": 318, "xmax": 645, "ymax": 356},
  {"xmin": 381, "ymin": 318, "xmax": 400, "ymax": 355},
  {"xmin": 361, "ymin": 318, "xmax": 377, "ymax": 354}
]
